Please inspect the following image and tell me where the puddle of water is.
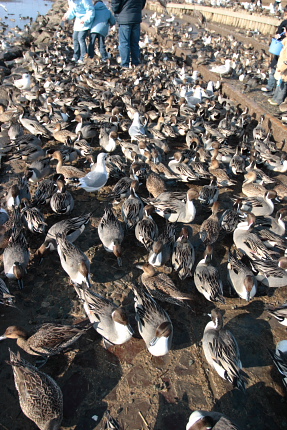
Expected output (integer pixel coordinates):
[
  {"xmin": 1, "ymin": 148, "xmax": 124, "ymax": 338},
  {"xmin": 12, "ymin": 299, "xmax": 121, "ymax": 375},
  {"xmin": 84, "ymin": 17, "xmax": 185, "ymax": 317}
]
[{"xmin": 0, "ymin": 0, "xmax": 53, "ymax": 31}]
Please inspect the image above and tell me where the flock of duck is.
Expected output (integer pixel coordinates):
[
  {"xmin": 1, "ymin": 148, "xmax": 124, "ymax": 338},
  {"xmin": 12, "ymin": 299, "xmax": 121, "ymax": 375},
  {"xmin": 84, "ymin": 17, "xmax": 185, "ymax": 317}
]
[{"xmin": 0, "ymin": 2, "xmax": 286, "ymax": 430}]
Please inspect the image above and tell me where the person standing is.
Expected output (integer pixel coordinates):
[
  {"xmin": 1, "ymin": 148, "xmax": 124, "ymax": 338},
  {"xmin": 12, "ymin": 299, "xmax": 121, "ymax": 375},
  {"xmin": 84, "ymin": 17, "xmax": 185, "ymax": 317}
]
[
  {"xmin": 88, "ymin": 1, "xmax": 116, "ymax": 61},
  {"xmin": 111, "ymin": 0, "xmax": 146, "ymax": 68},
  {"xmin": 62, "ymin": 0, "xmax": 95, "ymax": 64},
  {"xmin": 268, "ymin": 35, "xmax": 287, "ymax": 106},
  {"xmin": 261, "ymin": 6, "xmax": 287, "ymax": 93}
]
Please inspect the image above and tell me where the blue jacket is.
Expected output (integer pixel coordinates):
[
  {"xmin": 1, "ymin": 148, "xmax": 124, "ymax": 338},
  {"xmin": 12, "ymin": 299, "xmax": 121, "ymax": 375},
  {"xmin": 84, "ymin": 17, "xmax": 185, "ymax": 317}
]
[
  {"xmin": 111, "ymin": 0, "xmax": 146, "ymax": 25},
  {"xmin": 90, "ymin": 1, "xmax": 116, "ymax": 36},
  {"xmin": 65, "ymin": 0, "xmax": 95, "ymax": 31}
]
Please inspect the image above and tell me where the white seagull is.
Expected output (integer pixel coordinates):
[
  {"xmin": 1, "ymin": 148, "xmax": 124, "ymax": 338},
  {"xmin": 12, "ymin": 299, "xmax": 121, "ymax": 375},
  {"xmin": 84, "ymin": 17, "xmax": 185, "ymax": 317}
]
[
  {"xmin": 77, "ymin": 152, "xmax": 109, "ymax": 192},
  {"xmin": 128, "ymin": 111, "xmax": 147, "ymax": 141},
  {"xmin": 210, "ymin": 59, "xmax": 232, "ymax": 78},
  {"xmin": 13, "ymin": 73, "xmax": 32, "ymax": 90}
]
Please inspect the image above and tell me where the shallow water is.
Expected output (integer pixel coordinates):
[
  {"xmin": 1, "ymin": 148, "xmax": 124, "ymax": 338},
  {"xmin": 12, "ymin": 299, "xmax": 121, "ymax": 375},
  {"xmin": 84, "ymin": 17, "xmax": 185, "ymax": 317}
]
[{"xmin": 0, "ymin": 0, "xmax": 53, "ymax": 31}]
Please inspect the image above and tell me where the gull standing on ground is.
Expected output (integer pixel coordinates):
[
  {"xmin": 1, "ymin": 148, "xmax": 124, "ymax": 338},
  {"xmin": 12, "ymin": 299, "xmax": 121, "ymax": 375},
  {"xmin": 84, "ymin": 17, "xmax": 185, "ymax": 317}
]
[{"xmin": 77, "ymin": 152, "xmax": 109, "ymax": 192}]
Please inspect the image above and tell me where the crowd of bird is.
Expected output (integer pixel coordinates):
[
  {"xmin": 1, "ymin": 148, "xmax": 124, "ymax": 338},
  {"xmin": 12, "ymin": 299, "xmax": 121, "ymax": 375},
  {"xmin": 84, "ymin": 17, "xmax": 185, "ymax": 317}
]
[{"xmin": 0, "ymin": 3, "xmax": 287, "ymax": 430}]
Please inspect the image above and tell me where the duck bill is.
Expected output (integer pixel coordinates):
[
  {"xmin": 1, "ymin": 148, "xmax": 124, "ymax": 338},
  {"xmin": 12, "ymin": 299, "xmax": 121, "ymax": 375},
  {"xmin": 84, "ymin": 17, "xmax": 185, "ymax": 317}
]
[
  {"xmin": 0, "ymin": 335, "xmax": 7, "ymax": 341},
  {"xmin": 117, "ymin": 257, "xmax": 122, "ymax": 267},
  {"xmin": 18, "ymin": 278, "xmax": 24, "ymax": 290}
]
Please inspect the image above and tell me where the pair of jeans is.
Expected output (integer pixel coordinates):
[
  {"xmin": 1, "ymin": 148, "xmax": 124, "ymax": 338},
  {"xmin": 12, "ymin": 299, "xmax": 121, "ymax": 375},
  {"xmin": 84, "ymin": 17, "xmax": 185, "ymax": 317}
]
[
  {"xmin": 273, "ymin": 79, "xmax": 287, "ymax": 104},
  {"xmin": 266, "ymin": 67, "xmax": 276, "ymax": 91},
  {"xmin": 73, "ymin": 30, "xmax": 88, "ymax": 61},
  {"xmin": 119, "ymin": 23, "xmax": 141, "ymax": 67},
  {"xmin": 88, "ymin": 33, "xmax": 108, "ymax": 59}
]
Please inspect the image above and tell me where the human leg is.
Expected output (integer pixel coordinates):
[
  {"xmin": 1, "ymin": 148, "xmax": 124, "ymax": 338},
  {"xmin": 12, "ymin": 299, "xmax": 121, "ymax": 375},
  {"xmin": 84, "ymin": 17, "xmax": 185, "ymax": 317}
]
[
  {"xmin": 130, "ymin": 23, "xmax": 141, "ymax": 66},
  {"xmin": 88, "ymin": 32, "xmax": 97, "ymax": 58},
  {"xmin": 119, "ymin": 24, "xmax": 131, "ymax": 67},
  {"xmin": 78, "ymin": 30, "xmax": 88, "ymax": 61},
  {"xmin": 269, "ymin": 79, "xmax": 287, "ymax": 105},
  {"xmin": 73, "ymin": 31, "xmax": 80, "ymax": 61},
  {"xmin": 262, "ymin": 68, "xmax": 277, "ymax": 92},
  {"xmin": 98, "ymin": 34, "xmax": 108, "ymax": 60}
]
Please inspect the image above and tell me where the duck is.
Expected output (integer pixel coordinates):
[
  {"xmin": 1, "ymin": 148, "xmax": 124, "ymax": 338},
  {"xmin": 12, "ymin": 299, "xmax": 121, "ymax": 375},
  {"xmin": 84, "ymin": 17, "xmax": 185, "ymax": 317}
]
[
  {"xmin": 36, "ymin": 213, "xmax": 91, "ymax": 262},
  {"xmin": 11, "ymin": 142, "xmax": 46, "ymax": 163},
  {"xmin": 203, "ymin": 308, "xmax": 248, "ymax": 392},
  {"xmin": 18, "ymin": 106, "xmax": 51, "ymax": 138},
  {"xmin": 53, "ymin": 122, "xmax": 77, "ymax": 144},
  {"xmin": 172, "ymin": 226, "xmax": 195, "ymax": 280},
  {"xmin": 194, "ymin": 245, "xmax": 225, "ymax": 304},
  {"xmin": 0, "ymin": 322, "xmax": 90, "ymax": 362},
  {"xmin": 109, "ymin": 176, "xmax": 134, "ymax": 203},
  {"xmin": 21, "ymin": 198, "xmax": 47, "ymax": 234},
  {"xmin": 98, "ymin": 206, "xmax": 125, "ymax": 267},
  {"xmin": 135, "ymin": 204, "xmax": 159, "ymax": 251},
  {"xmin": 52, "ymin": 150, "xmax": 85, "ymax": 182},
  {"xmin": 250, "ymin": 256, "xmax": 287, "ymax": 288},
  {"xmin": 229, "ymin": 146, "xmax": 245, "ymax": 175},
  {"xmin": 199, "ymin": 201, "xmax": 220, "ymax": 245},
  {"xmin": 186, "ymin": 410, "xmax": 241, "ymax": 430},
  {"xmin": 0, "ymin": 205, "xmax": 9, "ymax": 226},
  {"xmin": 233, "ymin": 213, "xmax": 277, "ymax": 262},
  {"xmin": 0, "ymin": 278, "xmax": 14, "ymax": 307},
  {"xmin": 136, "ymin": 262, "xmax": 192, "ymax": 307},
  {"xmin": 227, "ymin": 249, "xmax": 257, "ymax": 301},
  {"xmin": 26, "ymin": 157, "xmax": 53, "ymax": 183},
  {"xmin": 267, "ymin": 303, "xmax": 287, "ymax": 326},
  {"xmin": 99, "ymin": 127, "xmax": 118, "ymax": 153},
  {"xmin": 198, "ymin": 176, "xmax": 219, "ymax": 206},
  {"xmin": 241, "ymin": 170, "xmax": 267, "ymax": 198},
  {"xmin": 73, "ymin": 132, "xmax": 92, "ymax": 157},
  {"xmin": 145, "ymin": 188, "xmax": 198, "ymax": 223},
  {"xmin": 255, "ymin": 208, "xmax": 287, "ymax": 237},
  {"xmin": 168, "ymin": 151, "xmax": 199, "ymax": 182},
  {"xmin": 264, "ymin": 152, "xmax": 287, "ymax": 173},
  {"xmin": 133, "ymin": 283, "xmax": 173, "ymax": 357},
  {"xmin": 274, "ymin": 180, "xmax": 287, "ymax": 201},
  {"xmin": 73, "ymin": 115, "xmax": 98, "ymax": 141},
  {"xmin": 50, "ymin": 178, "xmax": 74, "ymax": 215},
  {"xmin": 239, "ymin": 190, "xmax": 277, "ymax": 217},
  {"xmin": 121, "ymin": 180, "xmax": 144, "ymax": 229},
  {"xmin": 220, "ymin": 199, "xmax": 242, "ymax": 233},
  {"xmin": 208, "ymin": 159, "xmax": 236, "ymax": 187},
  {"xmin": 7, "ymin": 350, "xmax": 63, "ymax": 430},
  {"xmin": 6, "ymin": 183, "xmax": 21, "ymax": 209},
  {"xmin": 148, "ymin": 222, "xmax": 176, "ymax": 267},
  {"xmin": 145, "ymin": 151, "xmax": 179, "ymax": 181},
  {"xmin": 75, "ymin": 286, "xmax": 133, "ymax": 347},
  {"xmin": 145, "ymin": 170, "xmax": 167, "ymax": 199},
  {"xmin": 56, "ymin": 233, "xmax": 91, "ymax": 288},
  {"xmin": 268, "ymin": 340, "xmax": 287, "ymax": 391},
  {"xmin": 103, "ymin": 410, "xmax": 124, "ymax": 430},
  {"xmin": 254, "ymin": 225, "xmax": 287, "ymax": 252},
  {"xmin": 3, "ymin": 226, "xmax": 30, "ymax": 289},
  {"xmin": 76, "ymin": 152, "xmax": 109, "ymax": 192}
]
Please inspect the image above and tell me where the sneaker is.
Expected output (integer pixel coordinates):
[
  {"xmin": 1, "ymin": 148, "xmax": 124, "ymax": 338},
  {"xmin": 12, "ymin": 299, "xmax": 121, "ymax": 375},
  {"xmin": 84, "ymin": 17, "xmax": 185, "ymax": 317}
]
[
  {"xmin": 71, "ymin": 57, "xmax": 77, "ymax": 62},
  {"xmin": 77, "ymin": 59, "xmax": 84, "ymax": 64},
  {"xmin": 279, "ymin": 102, "xmax": 287, "ymax": 112},
  {"xmin": 268, "ymin": 99, "xmax": 279, "ymax": 106},
  {"xmin": 261, "ymin": 87, "xmax": 272, "ymax": 92}
]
